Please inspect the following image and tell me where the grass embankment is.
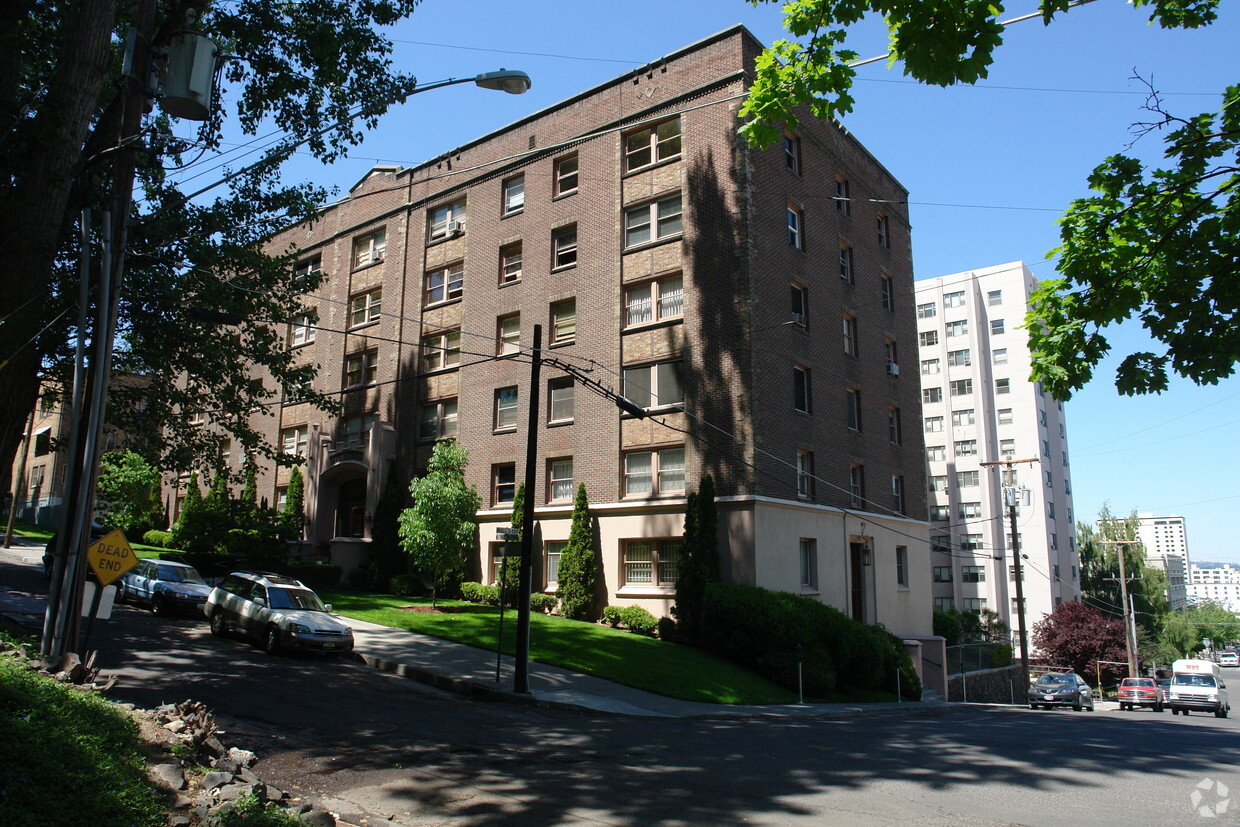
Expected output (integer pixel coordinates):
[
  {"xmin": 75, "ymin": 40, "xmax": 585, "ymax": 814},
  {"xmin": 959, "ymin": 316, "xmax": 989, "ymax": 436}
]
[
  {"xmin": 0, "ymin": 633, "xmax": 165, "ymax": 827},
  {"xmin": 322, "ymin": 590, "xmax": 797, "ymax": 705}
]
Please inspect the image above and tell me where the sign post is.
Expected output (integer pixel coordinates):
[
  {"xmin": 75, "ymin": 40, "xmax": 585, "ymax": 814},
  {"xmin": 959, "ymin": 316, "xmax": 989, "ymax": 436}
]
[
  {"xmin": 494, "ymin": 527, "xmax": 521, "ymax": 682},
  {"xmin": 81, "ymin": 529, "xmax": 137, "ymax": 649}
]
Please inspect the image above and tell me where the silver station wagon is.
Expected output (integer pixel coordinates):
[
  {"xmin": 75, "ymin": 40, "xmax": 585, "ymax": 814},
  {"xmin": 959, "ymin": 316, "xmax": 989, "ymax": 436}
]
[{"xmin": 204, "ymin": 570, "xmax": 354, "ymax": 656}]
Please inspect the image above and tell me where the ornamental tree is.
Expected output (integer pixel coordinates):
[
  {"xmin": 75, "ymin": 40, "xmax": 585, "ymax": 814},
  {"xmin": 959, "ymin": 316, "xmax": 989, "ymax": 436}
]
[
  {"xmin": 1032, "ymin": 601, "xmax": 1130, "ymax": 684},
  {"xmin": 95, "ymin": 450, "xmax": 162, "ymax": 535},
  {"xmin": 398, "ymin": 441, "xmax": 481, "ymax": 605},
  {"xmin": 556, "ymin": 484, "xmax": 598, "ymax": 621}
]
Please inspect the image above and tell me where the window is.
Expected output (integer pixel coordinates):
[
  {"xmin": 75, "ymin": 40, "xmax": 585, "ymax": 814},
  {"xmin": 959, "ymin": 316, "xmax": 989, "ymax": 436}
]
[
  {"xmin": 993, "ymin": 348, "xmax": 1008, "ymax": 365},
  {"xmin": 884, "ymin": 339, "xmax": 899, "ymax": 372},
  {"xmin": 344, "ymin": 350, "xmax": 377, "ymax": 387},
  {"xmin": 846, "ymin": 388, "xmax": 861, "ymax": 431},
  {"xmin": 787, "ymin": 205, "xmax": 803, "ymax": 249},
  {"xmin": 956, "ymin": 470, "xmax": 980, "ymax": 487},
  {"xmin": 425, "ymin": 263, "xmax": 464, "ymax": 305},
  {"xmin": 419, "ymin": 398, "xmax": 458, "ymax": 441},
  {"xmin": 933, "ymin": 566, "xmax": 953, "ymax": 583},
  {"xmin": 294, "ymin": 256, "xmax": 322, "ymax": 287},
  {"xmin": 622, "ymin": 360, "xmax": 683, "ymax": 409},
  {"xmin": 891, "ymin": 476, "xmax": 905, "ymax": 514},
  {"xmin": 499, "ymin": 242, "xmax": 523, "ymax": 284},
  {"xmin": 493, "ymin": 464, "xmax": 516, "ymax": 505},
  {"xmin": 429, "ymin": 199, "xmax": 467, "ymax": 241},
  {"xmin": 945, "ymin": 320, "xmax": 968, "ymax": 338},
  {"xmin": 947, "ymin": 348, "xmax": 971, "ymax": 367},
  {"xmin": 952, "ymin": 409, "xmax": 975, "ymax": 426},
  {"xmin": 931, "ymin": 536, "xmax": 952, "ymax": 553},
  {"xmin": 929, "ymin": 475, "xmax": 947, "ymax": 493},
  {"xmin": 878, "ymin": 273, "xmax": 895, "ymax": 311},
  {"xmin": 793, "ymin": 366, "xmax": 812, "ymax": 414},
  {"xmin": 352, "ymin": 229, "xmax": 386, "ymax": 268},
  {"xmin": 1000, "ymin": 439, "xmax": 1015, "ymax": 458},
  {"xmin": 1009, "ymin": 565, "xmax": 1025, "ymax": 582},
  {"xmin": 1002, "ymin": 469, "xmax": 1017, "ymax": 485},
  {"xmin": 545, "ymin": 541, "xmax": 566, "ymax": 587},
  {"xmin": 922, "ymin": 387, "xmax": 942, "ymax": 404},
  {"xmin": 888, "ymin": 406, "xmax": 902, "ymax": 444},
  {"xmin": 931, "ymin": 505, "xmax": 950, "ymax": 521},
  {"xmin": 350, "ymin": 288, "xmax": 381, "ymax": 327},
  {"xmin": 494, "ymin": 387, "xmax": 518, "ymax": 430},
  {"xmin": 1047, "ymin": 501, "xmax": 1056, "ymax": 518},
  {"xmin": 962, "ymin": 566, "xmax": 985, "ymax": 583},
  {"xmin": 959, "ymin": 501, "xmax": 981, "ymax": 518},
  {"xmin": 625, "ymin": 194, "xmax": 683, "ymax": 248},
  {"xmin": 552, "ymin": 225, "xmax": 577, "ymax": 269},
  {"xmin": 554, "ymin": 155, "xmax": 579, "ymax": 196},
  {"xmin": 896, "ymin": 546, "xmax": 908, "ymax": 587},
  {"xmin": 877, "ymin": 212, "xmax": 890, "ymax": 248},
  {"xmin": 340, "ymin": 413, "xmax": 375, "ymax": 446},
  {"xmin": 1042, "ymin": 439, "xmax": 1051, "ymax": 457},
  {"xmin": 290, "ymin": 310, "xmax": 316, "ymax": 346},
  {"xmin": 502, "ymin": 174, "xmax": 525, "ymax": 215},
  {"xmin": 800, "ymin": 539, "xmax": 818, "ymax": 590},
  {"xmin": 622, "ymin": 539, "xmax": 682, "ymax": 587},
  {"xmin": 549, "ymin": 458, "xmax": 574, "ymax": 501},
  {"xmin": 548, "ymin": 377, "xmax": 574, "ymax": 423},
  {"xmin": 919, "ymin": 330, "xmax": 938, "ymax": 347},
  {"xmin": 421, "ymin": 329, "xmax": 461, "ymax": 372},
  {"xmin": 949, "ymin": 379, "xmax": 972, "ymax": 397},
  {"xmin": 998, "ymin": 408, "xmax": 1013, "ymax": 425},
  {"xmin": 791, "ymin": 283, "xmax": 809, "ymax": 327},
  {"xmin": 796, "ymin": 450, "xmax": 815, "ymax": 499},
  {"xmin": 551, "ymin": 299, "xmax": 576, "ymax": 344},
  {"xmin": 921, "ymin": 358, "xmax": 940, "ymax": 375},
  {"xmin": 624, "ymin": 117, "xmax": 681, "ymax": 172},
  {"xmin": 995, "ymin": 378, "xmax": 1011, "ymax": 394},
  {"xmin": 988, "ymin": 289, "xmax": 1002, "ymax": 306},
  {"xmin": 962, "ymin": 598, "xmax": 987, "ymax": 612},
  {"xmin": 281, "ymin": 426, "xmax": 308, "ymax": 458},
  {"xmin": 835, "ymin": 175, "xmax": 850, "ymax": 214},
  {"xmin": 934, "ymin": 597, "xmax": 954, "ymax": 612},
  {"xmin": 784, "ymin": 133, "xmax": 801, "ymax": 173},
  {"xmin": 497, "ymin": 313, "xmax": 521, "ymax": 356},
  {"xmin": 926, "ymin": 445, "xmax": 946, "ymax": 463},
  {"xmin": 624, "ymin": 447, "xmax": 686, "ymax": 496},
  {"xmin": 1011, "ymin": 598, "xmax": 1026, "ymax": 616},
  {"xmin": 916, "ymin": 302, "xmax": 936, "ymax": 319},
  {"xmin": 954, "ymin": 439, "xmax": 977, "ymax": 456},
  {"xmin": 625, "ymin": 274, "xmax": 684, "ymax": 326},
  {"xmin": 838, "ymin": 243, "xmax": 853, "ymax": 283},
  {"xmin": 991, "ymin": 318, "xmax": 1005, "ymax": 335},
  {"xmin": 944, "ymin": 290, "xmax": 965, "ymax": 308},
  {"xmin": 842, "ymin": 314, "xmax": 858, "ymax": 357},
  {"xmin": 848, "ymin": 463, "xmax": 865, "ymax": 507},
  {"xmin": 925, "ymin": 416, "xmax": 944, "ymax": 433}
]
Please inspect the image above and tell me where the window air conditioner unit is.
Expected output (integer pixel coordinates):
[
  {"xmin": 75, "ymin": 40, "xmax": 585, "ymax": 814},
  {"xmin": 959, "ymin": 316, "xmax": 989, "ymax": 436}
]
[
  {"xmin": 447, "ymin": 220, "xmax": 464, "ymax": 236},
  {"xmin": 791, "ymin": 312, "xmax": 806, "ymax": 326},
  {"xmin": 887, "ymin": 362, "xmax": 900, "ymax": 376}
]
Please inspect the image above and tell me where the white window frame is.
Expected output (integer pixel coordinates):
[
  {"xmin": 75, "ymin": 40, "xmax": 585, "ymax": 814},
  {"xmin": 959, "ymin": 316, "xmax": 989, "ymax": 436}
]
[
  {"xmin": 921, "ymin": 358, "xmax": 940, "ymax": 375},
  {"xmin": 352, "ymin": 229, "xmax": 386, "ymax": 268},
  {"xmin": 350, "ymin": 288, "xmax": 381, "ymax": 327},
  {"xmin": 549, "ymin": 459, "xmax": 574, "ymax": 502},
  {"xmin": 916, "ymin": 302, "xmax": 936, "ymax": 319},
  {"xmin": 425, "ymin": 263, "xmax": 464, "ymax": 305},
  {"xmin": 553, "ymin": 225, "xmax": 578, "ymax": 269},
  {"xmin": 502, "ymin": 174, "xmax": 525, "ymax": 215},
  {"xmin": 551, "ymin": 299, "xmax": 576, "ymax": 344},
  {"xmin": 624, "ymin": 447, "xmax": 686, "ymax": 497},
  {"xmin": 495, "ymin": 387, "xmax": 519, "ymax": 431},
  {"xmin": 624, "ymin": 117, "xmax": 681, "ymax": 172},
  {"xmin": 625, "ymin": 194, "xmax": 683, "ymax": 248},
  {"xmin": 281, "ymin": 425, "xmax": 308, "ymax": 458},
  {"xmin": 622, "ymin": 360, "xmax": 683, "ymax": 409},
  {"xmin": 793, "ymin": 365, "xmax": 812, "ymax": 414},
  {"xmin": 500, "ymin": 242, "xmax": 523, "ymax": 285},
  {"xmin": 796, "ymin": 450, "xmax": 814, "ymax": 499},
  {"xmin": 290, "ymin": 310, "xmax": 316, "ymax": 346},
  {"xmin": 839, "ymin": 243, "xmax": 853, "ymax": 283},
  {"xmin": 944, "ymin": 290, "xmax": 965, "ymax": 308},
  {"xmin": 344, "ymin": 349, "xmax": 378, "ymax": 388},
  {"xmin": 787, "ymin": 205, "xmax": 803, "ymax": 249},
  {"xmin": 548, "ymin": 377, "xmax": 574, "ymax": 423},
  {"xmin": 422, "ymin": 329, "xmax": 461, "ymax": 372},
  {"xmin": 622, "ymin": 538, "xmax": 683, "ymax": 587},
  {"xmin": 625, "ymin": 274, "xmax": 684, "ymax": 327},
  {"xmin": 842, "ymin": 314, "xmax": 858, "ymax": 357},
  {"xmin": 498, "ymin": 313, "xmax": 521, "ymax": 356},
  {"xmin": 419, "ymin": 398, "xmax": 459, "ymax": 441},
  {"xmin": 554, "ymin": 155, "xmax": 579, "ymax": 196},
  {"xmin": 429, "ymin": 199, "xmax": 467, "ymax": 241}
]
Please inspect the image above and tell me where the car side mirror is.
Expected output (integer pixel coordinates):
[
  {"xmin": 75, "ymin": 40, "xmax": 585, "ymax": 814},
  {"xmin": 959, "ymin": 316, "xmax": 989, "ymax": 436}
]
[
  {"xmin": 325, "ymin": 604, "xmax": 333, "ymax": 612},
  {"xmin": 253, "ymin": 598, "xmax": 267, "ymax": 608}
]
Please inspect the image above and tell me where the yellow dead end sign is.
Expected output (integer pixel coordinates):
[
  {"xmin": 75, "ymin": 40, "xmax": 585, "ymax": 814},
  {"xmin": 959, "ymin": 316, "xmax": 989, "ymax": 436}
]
[{"xmin": 86, "ymin": 529, "xmax": 138, "ymax": 586}]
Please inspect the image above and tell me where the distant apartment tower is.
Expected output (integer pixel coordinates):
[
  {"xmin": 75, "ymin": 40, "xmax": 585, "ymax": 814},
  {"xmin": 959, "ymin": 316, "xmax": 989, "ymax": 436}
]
[
  {"xmin": 915, "ymin": 262, "xmax": 1081, "ymax": 648},
  {"xmin": 1136, "ymin": 513, "xmax": 1190, "ymax": 610},
  {"xmin": 1186, "ymin": 563, "xmax": 1240, "ymax": 613}
]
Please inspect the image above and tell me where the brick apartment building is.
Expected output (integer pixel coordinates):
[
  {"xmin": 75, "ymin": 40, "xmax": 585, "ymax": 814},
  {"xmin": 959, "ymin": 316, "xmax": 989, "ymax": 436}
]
[{"xmin": 174, "ymin": 26, "xmax": 933, "ymax": 640}]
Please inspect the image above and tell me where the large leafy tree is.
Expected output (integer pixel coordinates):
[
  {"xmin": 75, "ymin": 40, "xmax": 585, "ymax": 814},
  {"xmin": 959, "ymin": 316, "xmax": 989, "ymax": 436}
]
[
  {"xmin": 0, "ymin": 0, "xmax": 422, "ymax": 483},
  {"xmin": 1162, "ymin": 602, "xmax": 1240, "ymax": 659},
  {"xmin": 95, "ymin": 449, "xmax": 162, "ymax": 535},
  {"xmin": 741, "ymin": 0, "xmax": 1232, "ymax": 397},
  {"xmin": 1032, "ymin": 601, "xmax": 1130, "ymax": 685},
  {"xmin": 398, "ymin": 441, "xmax": 481, "ymax": 605}
]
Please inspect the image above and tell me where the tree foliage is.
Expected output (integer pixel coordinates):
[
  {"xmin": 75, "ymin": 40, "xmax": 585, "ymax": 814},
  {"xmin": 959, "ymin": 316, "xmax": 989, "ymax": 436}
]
[
  {"xmin": 1077, "ymin": 506, "xmax": 1168, "ymax": 638},
  {"xmin": 280, "ymin": 466, "xmax": 305, "ymax": 541},
  {"xmin": 368, "ymin": 462, "xmax": 409, "ymax": 586},
  {"xmin": 95, "ymin": 450, "xmax": 163, "ymax": 535},
  {"xmin": 1162, "ymin": 602, "xmax": 1240, "ymax": 659},
  {"xmin": 397, "ymin": 441, "xmax": 480, "ymax": 605},
  {"xmin": 673, "ymin": 475, "xmax": 721, "ymax": 642},
  {"xmin": 556, "ymin": 484, "xmax": 598, "ymax": 621},
  {"xmin": 1032, "ymin": 601, "xmax": 1131, "ymax": 684},
  {"xmin": 742, "ymin": 0, "xmax": 1231, "ymax": 397},
  {"xmin": 0, "ymin": 0, "xmax": 425, "ymax": 481}
]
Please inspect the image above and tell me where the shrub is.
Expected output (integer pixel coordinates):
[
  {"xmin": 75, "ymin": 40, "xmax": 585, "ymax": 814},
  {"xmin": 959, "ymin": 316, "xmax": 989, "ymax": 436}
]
[
  {"xmin": 990, "ymin": 643, "xmax": 1014, "ymax": 668},
  {"xmin": 460, "ymin": 582, "xmax": 499, "ymax": 605},
  {"xmin": 933, "ymin": 608, "xmax": 962, "ymax": 647},
  {"xmin": 601, "ymin": 606, "xmax": 623, "ymax": 627},
  {"xmin": 142, "ymin": 530, "xmax": 173, "ymax": 548},
  {"xmin": 346, "ymin": 567, "xmax": 375, "ymax": 591},
  {"xmin": 529, "ymin": 593, "xmax": 557, "ymax": 614},
  {"xmin": 619, "ymin": 605, "xmax": 658, "ymax": 636},
  {"xmin": 282, "ymin": 561, "xmax": 342, "ymax": 590},
  {"xmin": 389, "ymin": 574, "xmax": 421, "ymax": 596},
  {"xmin": 209, "ymin": 792, "xmax": 306, "ymax": 826},
  {"xmin": 657, "ymin": 615, "xmax": 679, "ymax": 640}
]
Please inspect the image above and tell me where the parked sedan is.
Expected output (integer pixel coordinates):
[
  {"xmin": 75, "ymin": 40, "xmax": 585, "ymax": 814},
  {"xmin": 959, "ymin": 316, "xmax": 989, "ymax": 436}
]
[
  {"xmin": 1118, "ymin": 677, "xmax": 1164, "ymax": 712},
  {"xmin": 1028, "ymin": 672, "xmax": 1095, "ymax": 711},
  {"xmin": 117, "ymin": 559, "xmax": 212, "ymax": 616}
]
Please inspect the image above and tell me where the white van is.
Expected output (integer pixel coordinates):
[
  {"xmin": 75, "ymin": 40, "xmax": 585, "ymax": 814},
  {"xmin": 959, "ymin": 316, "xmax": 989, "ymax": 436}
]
[
  {"xmin": 1219, "ymin": 651, "xmax": 1239, "ymax": 668},
  {"xmin": 1168, "ymin": 658, "xmax": 1230, "ymax": 718}
]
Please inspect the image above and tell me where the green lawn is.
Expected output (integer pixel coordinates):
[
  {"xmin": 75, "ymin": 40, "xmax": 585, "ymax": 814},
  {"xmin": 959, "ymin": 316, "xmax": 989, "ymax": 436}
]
[{"xmin": 321, "ymin": 590, "xmax": 797, "ymax": 705}]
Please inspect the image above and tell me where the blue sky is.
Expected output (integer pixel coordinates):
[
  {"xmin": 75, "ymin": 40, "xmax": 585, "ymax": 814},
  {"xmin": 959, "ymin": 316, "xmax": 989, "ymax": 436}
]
[{"xmin": 189, "ymin": 1, "xmax": 1240, "ymax": 563}]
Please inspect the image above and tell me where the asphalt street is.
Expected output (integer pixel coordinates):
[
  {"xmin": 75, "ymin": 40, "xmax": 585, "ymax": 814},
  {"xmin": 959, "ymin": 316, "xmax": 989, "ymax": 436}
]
[{"xmin": 2, "ymin": 552, "xmax": 1238, "ymax": 826}]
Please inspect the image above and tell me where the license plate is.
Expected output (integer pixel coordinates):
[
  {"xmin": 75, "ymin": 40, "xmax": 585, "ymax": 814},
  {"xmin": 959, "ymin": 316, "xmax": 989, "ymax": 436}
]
[
  {"xmin": 1044, "ymin": 695, "xmax": 1055, "ymax": 700},
  {"xmin": 322, "ymin": 642, "xmax": 339, "ymax": 649}
]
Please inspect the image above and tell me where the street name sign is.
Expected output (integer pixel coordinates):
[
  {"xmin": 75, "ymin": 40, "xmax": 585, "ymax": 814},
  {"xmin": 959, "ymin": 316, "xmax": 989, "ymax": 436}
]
[{"xmin": 86, "ymin": 529, "xmax": 138, "ymax": 586}]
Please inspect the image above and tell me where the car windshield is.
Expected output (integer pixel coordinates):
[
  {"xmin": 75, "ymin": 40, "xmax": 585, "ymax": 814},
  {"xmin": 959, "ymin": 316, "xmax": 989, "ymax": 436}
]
[
  {"xmin": 1173, "ymin": 674, "xmax": 1217, "ymax": 687},
  {"xmin": 267, "ymin": 587, "xmax": 326, "ymax": 612},
  {"xmin": 1123, "ymin": 679, "xmax": 1153, "ymax": 687},
  {"xmin": 1036, "ymin": 675, "xmax": 1072, "ymax": 686},
  {"xmin": 155, "ymin": 564, "xmax": 206, "ymax": 585}
]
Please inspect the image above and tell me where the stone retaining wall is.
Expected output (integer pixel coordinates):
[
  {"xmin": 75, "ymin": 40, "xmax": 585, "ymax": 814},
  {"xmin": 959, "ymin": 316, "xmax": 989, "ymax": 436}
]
[{"xmin": 947, "ymin": 664, "xmax": 1024, "ymax": 704}]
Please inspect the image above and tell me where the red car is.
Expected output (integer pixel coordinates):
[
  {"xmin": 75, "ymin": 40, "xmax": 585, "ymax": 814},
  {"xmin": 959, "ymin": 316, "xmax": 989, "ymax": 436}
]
[{"xmin": 1118, "ymin": 677, "xmax": 1164, "ymax": 712}]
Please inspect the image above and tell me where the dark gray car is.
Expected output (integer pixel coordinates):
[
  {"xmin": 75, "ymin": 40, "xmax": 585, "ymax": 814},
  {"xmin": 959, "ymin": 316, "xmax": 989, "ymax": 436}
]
[{"xmin": 1028, "ymin": 672, "xmax": 1095, "ymax": 711}]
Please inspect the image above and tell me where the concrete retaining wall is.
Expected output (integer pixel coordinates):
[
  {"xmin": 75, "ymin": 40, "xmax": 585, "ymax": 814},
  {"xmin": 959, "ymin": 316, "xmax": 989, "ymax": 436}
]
[{"xmin": 947, "ymin": 664, "xmax": 1024, "ymax": 704}]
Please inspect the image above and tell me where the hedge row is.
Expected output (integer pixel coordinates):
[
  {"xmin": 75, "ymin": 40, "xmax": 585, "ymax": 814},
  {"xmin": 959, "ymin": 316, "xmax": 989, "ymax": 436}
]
[
  {"xmin": 459, "ymin": 582, "xmax": 555, "ymax": 613},
  {"xmin": 699, "ymin": 582, "xmax": 920, "ymax": 700}
]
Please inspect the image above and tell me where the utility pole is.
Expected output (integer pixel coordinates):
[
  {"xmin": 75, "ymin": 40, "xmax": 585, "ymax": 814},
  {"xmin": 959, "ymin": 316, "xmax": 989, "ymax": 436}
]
[
  {"xmin": 3, "ymin": 410, "xmax": 34, "ymax": 547},
  {"xmin": 1099, "ymin": 537, "xmax": 1141, "ymax": 676},
  {"xmin": 513, "ymin": 325, "xmax": 542, "ymax": 694},
  {"xmin": 980, "ymin": 457, "xmax": 1039, "ymax": 683}
]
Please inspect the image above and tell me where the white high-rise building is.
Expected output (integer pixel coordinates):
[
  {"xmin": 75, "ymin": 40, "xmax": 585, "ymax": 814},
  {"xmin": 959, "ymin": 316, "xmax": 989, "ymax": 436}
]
[
  {"xmin": 916, "ymin": 262, "xmax": 1081, "ymax": 653},
  {"xmin": 1136, "ymin": 513, "xmax": 1190, "ymax": 610}
]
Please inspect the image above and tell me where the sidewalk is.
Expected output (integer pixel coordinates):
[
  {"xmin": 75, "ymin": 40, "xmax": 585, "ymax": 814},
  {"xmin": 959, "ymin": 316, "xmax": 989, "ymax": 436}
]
[{"xmin": 1, "ymin": 542, "xmax": 948, "ymax": 720}]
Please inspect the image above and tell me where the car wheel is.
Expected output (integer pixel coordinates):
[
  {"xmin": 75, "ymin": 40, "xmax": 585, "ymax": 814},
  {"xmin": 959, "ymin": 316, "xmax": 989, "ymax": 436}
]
[
  {"xmin": 1029, "ymin": 703, "xmax": 1038, "ymax": 710},
  {"xmin": 264, "ymin": 625, "xmax": 282, "ymax": 655},
  {"xmin": 1073, "ymin": 699, "xmax": 1082, "ymax": 711},
  {"xmin": 115, "ymin": 582, "xmax": 126, "ymax": 604},
  {"xmin": 152, "ymin": 594, "xmax": 168, "ymax": 616},
  {"xmin": 209, "ymin": 611, "xmax": 227, "ymax": 637},
  {"xmin": 1155, "ymin": 703, "xmax": 1163, "ymax": 712}
]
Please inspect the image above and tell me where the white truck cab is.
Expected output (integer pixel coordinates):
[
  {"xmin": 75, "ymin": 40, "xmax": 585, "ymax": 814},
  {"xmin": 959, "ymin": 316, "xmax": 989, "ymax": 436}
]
[{"xmin": 1169, "ymin": 658, "xmax": 1230, "ymax": 718}]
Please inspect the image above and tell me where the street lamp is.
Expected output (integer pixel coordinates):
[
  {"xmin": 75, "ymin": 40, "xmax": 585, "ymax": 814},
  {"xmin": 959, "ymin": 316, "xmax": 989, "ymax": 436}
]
[{"xmin": 472, "ymin": 69, "xmax": 532, "ymax": 95}]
